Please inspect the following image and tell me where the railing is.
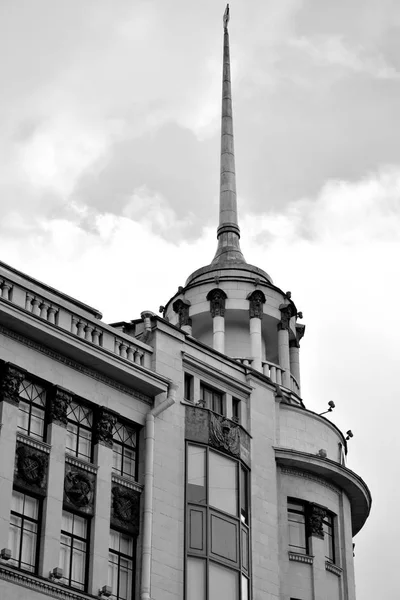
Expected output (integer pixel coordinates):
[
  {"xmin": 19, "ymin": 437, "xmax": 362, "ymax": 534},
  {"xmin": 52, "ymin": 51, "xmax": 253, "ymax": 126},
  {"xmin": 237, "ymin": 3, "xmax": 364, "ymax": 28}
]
[
  {"xmin": 0, "ymin": 267, "xmax": 152, "ymax": 369},
  {"xmin": 233, "ymin": 357, "xmax": 300, "ymax": 395}
]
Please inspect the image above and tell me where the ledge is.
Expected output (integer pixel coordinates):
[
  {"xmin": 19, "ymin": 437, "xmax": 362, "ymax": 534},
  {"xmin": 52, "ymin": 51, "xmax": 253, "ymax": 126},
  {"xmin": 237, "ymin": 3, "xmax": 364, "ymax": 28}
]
[
  {"xmin": 16, "ymin": 432, "xmax": 51, "ymax": 454},
  {"xmin": 275, "ymin": 447, "xmax": 371, "ymax": 536},
  {"xmin": 111, "ymin": 472, "xmax": 143, "ymax": 492},
  {"xmin": 325, "ymin": 561, "xmax": 343, "ymax": 577},
  {"xmin": 288, "ymin": 552, "xmax": 314, "ymax": 564},
  {"xmin": 0, "ymin": 564, "xmax": 95, "ymax": 600},
  {"xmin": 65, "ymin": 454, "xmax": 98, "ymax": 474}
]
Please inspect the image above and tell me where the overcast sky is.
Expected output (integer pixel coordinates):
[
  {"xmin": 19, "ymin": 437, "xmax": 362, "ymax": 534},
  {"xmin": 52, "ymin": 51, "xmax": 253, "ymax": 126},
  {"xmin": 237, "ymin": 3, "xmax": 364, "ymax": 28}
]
[{"xmin": 1, "ymin": 1, "xmax": 399, "ymax": 597}]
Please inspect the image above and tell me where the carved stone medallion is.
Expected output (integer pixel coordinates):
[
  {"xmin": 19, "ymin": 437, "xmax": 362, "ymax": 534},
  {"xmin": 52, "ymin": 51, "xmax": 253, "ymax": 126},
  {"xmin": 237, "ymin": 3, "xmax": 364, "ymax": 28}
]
[
  {"xmin": 111, "ymin": 485, "xmax": 140, "ymax": 535},
  {"xmin": 15, "ymin": 443, "xmax": 48, "ymax": 492},
  {"xmin": 64, "ymin": 469, "xmax": 94, "ymax": 510}
]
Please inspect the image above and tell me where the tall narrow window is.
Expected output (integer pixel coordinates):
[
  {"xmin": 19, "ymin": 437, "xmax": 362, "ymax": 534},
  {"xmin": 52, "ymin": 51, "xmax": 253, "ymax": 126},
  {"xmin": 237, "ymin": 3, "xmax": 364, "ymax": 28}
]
[
  {"xmin": 108, "ymin": 529, "xmax": 135, "ymax": 600},
  {"xmin": 59, "ymin": 511, "xmax": 89, "ymax": 591},
  {"xmin": 201, "ymin": 385, "xmax": 223, "ymax": 415},
  {"xmin": 323, "ymin": 513, "xmax": 335, "ymax": 563},
  {"xmin": 232, "ymin": 398, "xmax": 240, "ymax": 424},
  {"xmin": 112, "ymin": 421, "xmax": 138, "ymax": 480},
  {"xmin": 17, "ymin": 378, "xmax": 46, "ymax": 441},
  {"xmin": 8, "ymin": 490, "xmax": 40, "ymax": 573},
  {"xmin": 288, "ymin": 500, "xmax": 308, "ymax": 555},
  {"xmin": 66, "ymin": 401, "xmax": 93, "ymax": 462},
  {"xmin": 184, "ymin": 373, "xmax": 194, "ymax": 402}
]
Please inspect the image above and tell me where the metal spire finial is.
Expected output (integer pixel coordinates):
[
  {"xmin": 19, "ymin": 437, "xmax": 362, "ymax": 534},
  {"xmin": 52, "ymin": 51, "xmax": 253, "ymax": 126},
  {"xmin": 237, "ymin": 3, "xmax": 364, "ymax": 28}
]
[{"xmin": 223, "ymin": 4, "xmax": 230, "ymax": 29}]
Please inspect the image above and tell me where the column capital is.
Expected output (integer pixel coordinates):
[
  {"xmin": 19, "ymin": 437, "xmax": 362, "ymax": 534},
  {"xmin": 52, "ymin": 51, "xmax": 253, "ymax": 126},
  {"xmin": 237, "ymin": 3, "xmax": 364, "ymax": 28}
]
[
  {"xmin": 290, "ymin": 323, "xmax": 306, "ymax": 347},
  {"xmin": 49, "ymin": 386, "xmax": 73, "ymax": 427},
  {"xmin": 94, "ymin": 406, "xmax": 118, "ymax": 448},
  {"xmin": 307, "ymin": 503, "xmax": 327, "ymax": 539},
  {"xmin": 172, "ymin": 298, "xmax": 192, "ymax": 328},
  {"xmin": 0, "ymin": 363, "xmax": 26, "ymax": 405},
  {"xmin": 247, "ymin": 290, "xmax": 266, "ymax": 319},
  {"xmin": 207, "ymin": 288, "xmax": 227, "ymax": 318},
  {"xmin": 278, "ymin": 303, "xmax": 293, "ymax": 331}
]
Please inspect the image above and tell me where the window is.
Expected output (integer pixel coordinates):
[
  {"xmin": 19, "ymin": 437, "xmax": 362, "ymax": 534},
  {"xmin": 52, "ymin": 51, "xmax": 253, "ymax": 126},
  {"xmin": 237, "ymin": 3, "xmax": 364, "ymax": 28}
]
[
  {"xmin": 323, "ymin": 513, "xmax": 335, "ymax": 563},
  {"xmin": 186, "ymin": 444, "xmax": 249, "ymax": 599},
  {"xmin": 184, "ymin": 373, "xmax": 194, "ymax": 402},
  {"xmin": 108, "ymin": 529, "xmax": 135, "ymax": 600},
  {"xmin": 59, "ymin": 511, "xmax": 89, "ymax": 591},
  {"xmin": 201, "ymin": 385, "xmax": 224, "ymax": 415},
  {"xmin": 288, "ymin": 500, "xmax": 307, "ymax": 555},
  {"xmin": 232, "ymin": 398, "xmax": 240, "ymax": 424},
  {"xmin": 8, "ymin": 490, "xmax": 40, "ymax": 573},
  {"xmin": 66, "ymin": 401, "xmax": 93, "ymax": 461},
  {"xmin": 17, "ymin": 378, "xmax": 47, "ymax": 441},
  {"xmin": 112, "ymin": 421, "xmax": 138, "ymax": 480}
]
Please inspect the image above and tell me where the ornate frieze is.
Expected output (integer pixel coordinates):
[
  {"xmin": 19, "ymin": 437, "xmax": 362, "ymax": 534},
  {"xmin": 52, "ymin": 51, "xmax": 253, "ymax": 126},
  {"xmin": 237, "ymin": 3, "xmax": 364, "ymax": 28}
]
[
  {"xmin": 308, "ymin": 504, "xmax": 327, "ymax": 538},
  {"xmin": 64, "ymin": 463, "xmax": 95, "ymax": 515},
  {"xmin": 206, "ymin": 288, "xmax": 227, "ymax": 318},
  {"xmin": 14, "ymin": 442, "xmax": 49, "ymax": 495},
  {"xmin": 278, "ymin": 303, "xmax": 293, "ymax": 331},
  {"xmin": 209, "ymin": 413, "xmax": 240, "ymax": 457},
  {"xmin": 0, "ymin": 363, "xmax": 25, "ymax": 405},
  {"xmin": 111, "ymin": 484, "xmax": 141, "ymax": 536},
  {"xmin": 49, "ymin": 387, "xmax": 72, "ymax": 427},
  {"xmin": 94, "ymin": 406, "xmax": 117, "ymax": 448},
  {"xmin": 247, "ymin": 290, "xmax": 266, "ymax": 319},
  {"xmin": 172, "ymin": 299, "xmax": 192, "ymax": 328}
]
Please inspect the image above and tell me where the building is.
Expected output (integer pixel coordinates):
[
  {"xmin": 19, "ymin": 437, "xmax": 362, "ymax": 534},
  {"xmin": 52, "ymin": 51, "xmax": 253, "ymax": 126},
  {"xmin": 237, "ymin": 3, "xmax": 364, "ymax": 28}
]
[{"xmin": 0, "ymin": 6, "xmax": 370, "ymax": 600}]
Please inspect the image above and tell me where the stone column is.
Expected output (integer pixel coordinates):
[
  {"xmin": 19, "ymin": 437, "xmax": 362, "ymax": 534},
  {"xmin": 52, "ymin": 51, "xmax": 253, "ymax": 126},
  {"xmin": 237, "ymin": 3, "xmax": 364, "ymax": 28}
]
[
  {"xmin": 0, "ymin": 364, "xmax": 25, "ymax": 549},
  {"xmin": 207, "ymin": 289, "xmax": 227, "ymax": 354},
  {"xmin": 89, "ymin": 407, "xmax": 117, "ymax": 596},
  {"xmin": 278, "ymin": 303, "xmax": 292, "ymax": 388},
  {"xmin": 172, "ymin": 298, "xmax": 192, "ymax": 336},
  {"xmin": 289, "ymin": 324, "xmax": 305, "ymax": 392},
  {"xmin": 248, "ymin": 291, "xmax": 265, "ymax": 372},
  {"xmin": 40, "ymin": 387, "xmax": 70, "ymax": 577}
]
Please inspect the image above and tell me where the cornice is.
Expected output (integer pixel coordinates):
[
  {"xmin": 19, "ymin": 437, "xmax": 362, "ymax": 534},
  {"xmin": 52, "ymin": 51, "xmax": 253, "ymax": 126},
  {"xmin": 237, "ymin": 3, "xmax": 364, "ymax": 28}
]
[
  {"xmin": 288, "ymin": 552, "xmax": 314, "ymax": 565},
  {"xmin": 111, "ymin": 472, "xmax": 143, "ymax": 493},
  {"xmin": 280, "ymin": 466, "xmax": 340, "ymax": 495},
  {"xmin": 65, "ymin": 454, "xmax": 98, "ymax": 474},
  {"xmin": 325, "ymin": 561, "xmax": 343, "ymax": 576},
  {"xmin": 0, "ymin": 324, "xmax": 152, "ymax": 405},
  {"xmin": 16, "ymin": 432, "xmax": 51, "ymax": 454}
]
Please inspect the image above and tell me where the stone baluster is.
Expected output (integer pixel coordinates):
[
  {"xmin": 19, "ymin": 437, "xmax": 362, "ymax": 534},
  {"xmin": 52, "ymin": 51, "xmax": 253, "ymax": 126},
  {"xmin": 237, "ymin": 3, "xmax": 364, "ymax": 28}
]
[
  {"xmin": 47, "ymin": 306, "xmax": 57, "ymax": 324},
  {"xmin": 31, "ymin": 297, "xmax": 41, "ymax": 316},
  {"xmin": 289, "ymin": 324, "xmax": 305, "ymax": 393},
  {"xmin": 278, "ymin": 302, "xmax": 293, "ymax": 388},
  {"xmin": 39, "ymin": 301, "xmax": 49, "ymax": 320},
  {"xmin": 270, "ymin": 365, "xmax": 277, "ymax": 383},
  {"xmin": 127, "ymin": 346, "xmax": 135, "ymax": 362},
  {"xmin": 84, "ymin": 325, "xmax": 94, "ymax": 342},
  {"xmin": 92, "ymin": 329, "xmax": 101, "ymax": 345},
  {"xmin": 71, "ymin": 316, "xmax": 78, "ymax": 334},
  {"xmin": 135, "ymin": 350, "xmax": 144, "ymax": 365},
  {"xmin": 25, "ymin": 293, "xmax": 33, "ymax": 311},
  {"xmin": 248, "ymin": 290, "xmax": 266, "ymax": 372},
  {"xmin": 1, "ymin": 281, "xmax": 12, "ymax": 300},
  {"xmin": 120, "ymin": 343, "xmax": 128, "ymax": 359},
  {"xmin": 207, "ymin": 288, "xmax": 227, "ymax": 354},
  {"xmin": 76, "ymin": 320, "xmax": 85, "ymax": 338}
]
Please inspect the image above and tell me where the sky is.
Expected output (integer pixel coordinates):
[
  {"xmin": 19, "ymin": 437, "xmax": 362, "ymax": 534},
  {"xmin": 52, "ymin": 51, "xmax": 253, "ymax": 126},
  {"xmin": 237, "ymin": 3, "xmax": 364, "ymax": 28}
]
[{"xmin": 1, "ymin": 0, "xmax": 399, "ymax": 597}]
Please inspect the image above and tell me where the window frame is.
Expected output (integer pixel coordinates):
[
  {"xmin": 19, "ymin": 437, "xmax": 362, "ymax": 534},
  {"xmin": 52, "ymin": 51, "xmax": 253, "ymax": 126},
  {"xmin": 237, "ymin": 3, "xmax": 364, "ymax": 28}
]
[
  {"xmin": 108, "ymin": 528, "xmax": 136, "ymax": 600},
  {"xmin": 9, "ymin": 489, "xmax": 41, "ymax": 574},
  {"xmin": 65, "ymin": 400, "xmax": 93, "ymax": 462},
  {"xmin": 200, "ymin": 384, "xmax": 224, "ymax": 416},
  {"xmin": 112, "ymin": 419, "xmax": 139, "ymax": 481},
  {"xmin": 323, "ymin": 512, "xmax": 335, "ymax": 563},
  {"xmin": 287, "ymin": 499, "xmax": 308, "ymax": 555},
  {"xmin": 185, "ymin": 443, "xmax": 250, "ymax": 600},
  {"xmin": 17, "ymin": 377, "xmax": 47, "ymax": 441},
  {"xmin": 60, "ymin": 510, "xmax": 90, "ymax": 591}
]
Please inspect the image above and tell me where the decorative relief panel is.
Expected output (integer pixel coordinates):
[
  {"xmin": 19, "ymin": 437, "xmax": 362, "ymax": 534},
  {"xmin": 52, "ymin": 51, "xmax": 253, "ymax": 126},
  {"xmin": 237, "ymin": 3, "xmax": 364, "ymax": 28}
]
[
  {"xmin": 307, "ymin": 504, "xmax": 327, "ymax": 538},
  {"xmin": 63, "ymin": 463, "xmax": 95, "ymax": 515},
  {"xmin": 247, "ymin": 290, "xmax": 266, "ymax": 319},
  {"xmin": 209, "ymin": 413, "xmax": 240, "ymax": 457},
  {"xmin": 94, "ymin": 406, "xmax": 117, "ymax": 448},
  {"xmin": 49, "ymin": 386, "xmax": 72, "ymax": 427},
  {"xmin": 111, "ymin": 484, "xmax": 141, "ymax": 536},
  {"xmin": 206, "ymin": 288, "xmax": 227, "ymax": 318},
  {"xmin": 14, "ymin": 441, "xmax": 49, "ymax": 495},
  {"xmin": 0, "ymin": 363, "xmax": 25, "ymax": 405},
  {"xmin": 278, "ymin": 303, "xmax": 293, "ymax": 331},
  {"xmin": 172, "ymin": 298, "xmax": 192, "ymax": 328}
]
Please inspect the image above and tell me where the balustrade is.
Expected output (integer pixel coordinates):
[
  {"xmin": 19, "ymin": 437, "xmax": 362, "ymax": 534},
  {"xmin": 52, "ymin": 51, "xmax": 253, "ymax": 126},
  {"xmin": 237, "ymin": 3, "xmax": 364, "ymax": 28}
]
[
  {"xmin": 25, "ymin": 293, "xmax": 59, "ymax": 324},
  {"xmin": 234, "ymin": 357, "xmax": 301, "ymax": 395},
  {"xmin": 114, "ymin": 339, "xmax": 145, "ymax": 366}
]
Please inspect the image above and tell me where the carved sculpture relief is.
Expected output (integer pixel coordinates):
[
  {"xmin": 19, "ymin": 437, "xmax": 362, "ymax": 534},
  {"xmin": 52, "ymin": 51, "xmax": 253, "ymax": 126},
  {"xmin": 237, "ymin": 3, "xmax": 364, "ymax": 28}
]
[
  {"xmin": 49, "ymin": 387, "xmax": 72, "ymax": 427},
  {"xmin": 15, "ymin": 443, "xmax": 48, "ymax": 494},
  {"xmin": 209, "ymin": 413, "xmax": 240, "ymax": 457},
  {"xmin": 290, "ymin": 324, "xmax": 306, "ymax": 348},
  {"xmin": 308, "ymin": 504, "xmax": 327, "ymax": 538},
  {"xmin": 95, "ymin": 406, "xmax": 117, "ymax": 448},
  {"xmin": 206, "ymin": 288, "xmax": 227, "ymax": 318},
  {"xmin": 172, "ymin": 299, "xmax": 192, "ymax": 328},
  {"xmin": 278, "ymin": 303, "xmax": 293, "ymax": 331},
  {"xmin": 248, "ymin": 290, "xmax": 266, "ymax": 319},
  {"xmin": 111, "ymin": 485, "xmax": 141, "ymax": 535},
  {"xmin": 0, "ymin": 363, "xmax": 25, "ymax": 405},
  {"xmin": 64, "ymin": 465, "xmax": 95, "ymax": 513}
]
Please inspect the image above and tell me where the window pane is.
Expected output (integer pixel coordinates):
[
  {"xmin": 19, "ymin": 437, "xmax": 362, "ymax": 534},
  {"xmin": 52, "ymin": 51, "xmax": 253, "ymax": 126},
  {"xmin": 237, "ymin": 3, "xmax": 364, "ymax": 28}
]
[
  {"xmin": 24, "ymin": 496, "xmax": 39, "ymax": 520},
  {"xmin": 288, "ymin": 521, "xmax": 306, "ymax": 553},
  {"xmin": 11, "ymin": 491, "xmax": 24, "ymax": 514},
  {"xmin": 189, "ymin": 509, "xmax": 204, "ymax": 551},
  {"xmin": 119, "ymin": 533, "xmax": 133, "ymax": 557},
  {"xmin": 72, "ymin": 514, "xmax": 87, "ymax": 538},
  {"xmin": 240, "ymin": 468, "xmax": 248, "ymax": 524},
  {"xmin": 209, "ymin": 562, "xmax": 238, "ymax": 600},
  {"xmin": 62, "ymin": 511, "xmax": 74, "ymax": 533},
  {"xmin": 241, "ymin": 575, "xmax": 249, "ymax": 600},
  {"xmin": 17, "ymin": 405, "xmax": 30, "ymax": 433},
  {"xmin": 21, "ymin": 526, "xmax": 37, "ymax": 570},
  {"xmin": 30, "ymin": 414, "xmax": 44, "ymax": 439},
  {"xmin": 186, "ymin": 557, "xmax": 205, "ymax": 600},
  {"xmin": 187, "ymin": 445, "xmax": 206, "ymax": 504},
  {"xmin": 9, "ymin": 518, "xmax": 21, "ymax": 564},
  {"xmin": 71, "ymin": 546, "xmax": 86, "ymax": 586},
  {"xmin": 108, "ymin": 556, "xmax": 119, "ymax": 596},
  {"xmin": 241, "ymin": 528, "xmax": 249, "ymax": 571},
  {"xmin": 209, "ymin": 452, "xmax": 237, "ymax": 516},
  {"xmin": 210, "ymin": 514, "xmax": 237, "ymax": 562}
]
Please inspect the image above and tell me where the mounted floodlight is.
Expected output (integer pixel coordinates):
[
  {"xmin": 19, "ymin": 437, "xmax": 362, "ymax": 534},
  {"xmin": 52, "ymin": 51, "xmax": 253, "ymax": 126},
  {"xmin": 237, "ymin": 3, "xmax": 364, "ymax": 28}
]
[
  {"xmin": 319, "ymin": 400, "xmax": 336, "ymax": 416},
  {"xmin": 346, "ymin": 430, "xmax": 354, "ymax": 441}
]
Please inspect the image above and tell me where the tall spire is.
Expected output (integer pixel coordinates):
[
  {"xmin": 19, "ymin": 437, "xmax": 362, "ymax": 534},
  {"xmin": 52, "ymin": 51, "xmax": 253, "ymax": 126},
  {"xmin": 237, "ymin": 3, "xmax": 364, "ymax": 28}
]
[{"xmin": 212, "ymin": 4, "xmax": 246, "ymax": 266}]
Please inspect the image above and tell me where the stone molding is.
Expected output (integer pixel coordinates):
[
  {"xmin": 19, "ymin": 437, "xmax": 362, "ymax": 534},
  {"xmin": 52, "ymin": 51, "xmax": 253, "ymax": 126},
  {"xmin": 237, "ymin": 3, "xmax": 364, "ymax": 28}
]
[
  {"xmin": 325, "ymin": 561, "xmax": 343, "ymax": 576},
  {"xmin": 111, "ymin": 472, "xmax": 143, "ymax": 493},
  {"xmin": 16, "ymin": 432, "xmax": 51, "ymax": 454},
  {"xmin": 94, "ymin": 406, "xmax": 117, "ymax": 448},
  {"xmin": 247, "ymin": 290, "xmax": 266, "ymax": 319},
  {"xmin": 206, "ymin": 288, "xmax": 227, "ymax": 318},
  {"xmin": 288, "ymin": 551, "xmax": 314, "ymax": 564},
  {"xmin": 0, "ymin": 362, "xmax": 25, "ymax": 405},
  {"xmin": 0, "ymin": 325, "xmax": 152, "ymax": 405},
  {"xmin": 65, "ymin": 454, "xmax": 98, "ymax": 474},
  {"xmin": 0, "ymin": 565, "xmax": 92, "ymax": 600},
  {"xmin": 49, "ymin": 386, "xmax": 73, "ymax": 427},
  {"xmin": 172, "ymin": 298, "xmax": 192, "ymax": 328},
  {"xmin": 279, "ymin": 467, "xmax": 340, "ymax": 495}
]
